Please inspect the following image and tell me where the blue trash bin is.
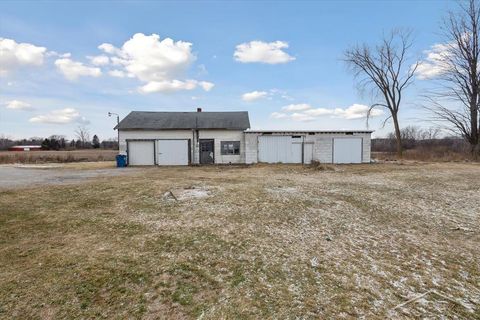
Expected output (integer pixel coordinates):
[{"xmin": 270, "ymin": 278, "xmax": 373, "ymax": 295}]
[{"xmin": 115, "ymin": 154, "xmax": 127, "ymax": 167}]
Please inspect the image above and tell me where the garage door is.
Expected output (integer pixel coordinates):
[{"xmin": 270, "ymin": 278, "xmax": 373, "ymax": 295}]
[
  {"xmin": 333, "ymin": 138, "xmax": 362, "ymax": 164},
  {"xmin": 128, "ymin": 141, "xmax": 155, "ymax": 165},
  {"xmin": 157, "ymin": 140, "xmax": 189, "ymax": 165},
  {"xmin": 258, "ymin": 135, "xmax": 302, "ymax": 163}
]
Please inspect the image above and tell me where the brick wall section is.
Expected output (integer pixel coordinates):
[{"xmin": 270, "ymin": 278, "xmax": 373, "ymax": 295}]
[{"xmin": 245, "ymin": 133, "xmax": 259, "ymax": 164}]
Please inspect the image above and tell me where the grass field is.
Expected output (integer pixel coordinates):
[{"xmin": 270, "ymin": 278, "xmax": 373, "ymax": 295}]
[
  {"xmin": 0, "ymin": 163, "xmax": 479, "ymax": 318},
  {"xmin": 0, "ymin": 149, "xmax": 117, "ymax": 164}
]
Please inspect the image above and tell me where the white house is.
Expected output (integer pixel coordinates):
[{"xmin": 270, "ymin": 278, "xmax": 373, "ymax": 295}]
[{"xmin": 116, "ymin": 109, "xmax": 372, "ymax": 165}]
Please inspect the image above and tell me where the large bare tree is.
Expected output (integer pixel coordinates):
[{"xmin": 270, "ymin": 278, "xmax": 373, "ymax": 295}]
[
  {"xmin": 344, "ymin": 29, "xmax": 418, "ymax": 157},
  {"xmin": 426, "ymin": 0, "xmax": 480, "ymax": 155}
]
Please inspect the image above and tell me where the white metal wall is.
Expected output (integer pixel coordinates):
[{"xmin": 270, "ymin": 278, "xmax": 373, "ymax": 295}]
[
  {"xmin": 246, "ymin": 132, "xmax": 371, "ymax": 164},
  {"xmin": 258, "ymin": 135, "xmax": 304, "ymax": 163}
]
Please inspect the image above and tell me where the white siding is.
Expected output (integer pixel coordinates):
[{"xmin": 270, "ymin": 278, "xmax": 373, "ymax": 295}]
[
  {"xmin": 198, "ymin": 130, "xmax": 245, "ymax": 164},
  {"xmin": 119, "ymin": 129, "xmax": 245, "ymax": 165}
]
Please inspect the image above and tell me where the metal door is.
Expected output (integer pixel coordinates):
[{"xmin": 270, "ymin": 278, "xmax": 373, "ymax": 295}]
[
  {"xmin": 333, "ymin": 138, "xmax": 362, "ymax": 163},
  {"xmin": 258, "ymin": 135, "xmax": 302, "ymax": 163},
  {"xmin": 128, "ymin": 141, "xmax": 155, "ymax": 166},
  {"xmin": 156, "ymin": 140, "xmax": 189, "ymax": 165},
  {"xmin": 199, "ymin": 139, "xmax": 214, "ymax": 164}
]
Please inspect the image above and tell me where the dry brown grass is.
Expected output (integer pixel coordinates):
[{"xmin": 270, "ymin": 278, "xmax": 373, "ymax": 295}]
[
  {"xmin": 0, "ymin": 149, "xmax": 117, "ymax": 164},
  {"xmin": 0, "ymin": 163, "xmax": 479, "ymax": 318},
  {"xmin": 373, "ymin": 149, "xmax": 475, "ymax": 162}
]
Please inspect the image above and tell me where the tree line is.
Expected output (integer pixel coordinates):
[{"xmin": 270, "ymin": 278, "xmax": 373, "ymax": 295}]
[
  {"xmin": 0, "ymin": 127, "xmax": 118, "ymax": 151},
  {"xmin": 344, "ymin": 0, "xmax": 480, "ymax": 158}
]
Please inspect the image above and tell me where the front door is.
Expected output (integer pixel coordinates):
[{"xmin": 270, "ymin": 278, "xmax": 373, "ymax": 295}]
[{"xmin": 199, "ymin": 139, "xmax": 214, "ymax": 164}]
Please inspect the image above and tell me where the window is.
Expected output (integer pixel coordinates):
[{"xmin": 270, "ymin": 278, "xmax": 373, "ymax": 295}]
[{"xmin": 221, "ymin": 141, "xmax": 240, "ymax": 155}]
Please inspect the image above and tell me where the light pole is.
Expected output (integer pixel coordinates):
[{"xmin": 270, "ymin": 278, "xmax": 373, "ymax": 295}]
[{"xmin": 108, "ymin": 112, "xmax": 120, "ymax": 151}]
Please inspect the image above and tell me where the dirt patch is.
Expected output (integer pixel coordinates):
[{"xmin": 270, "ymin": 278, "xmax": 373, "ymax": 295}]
[{"xmin": 163, "ymin": 186, "xmax": 212, "ymax": 201}]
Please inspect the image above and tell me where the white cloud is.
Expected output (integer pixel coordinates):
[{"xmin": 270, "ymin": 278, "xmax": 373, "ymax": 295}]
[
  {"xmin": 271, "ymin": 103, "xmax": 384, "ymax": 121},
  {"xmin": 29, "ymin": 108, "xmax": 89, "ymax": 124},
  {"xmin": 242, "ymin": 90, "xmax": 268, "ymax": 102},
  {"xmin": 332, "ymin": 103, "xmax": 383, "ymax": 119},
  {"xmin": 271, "ymin": 112, "xmax": 288, "ymax": 119},
  {"xmin": 4, "ymin": 100, "xmax": 34, "ymax": 111},
  {"xmin": 291, "ymin": 112, "xmax": 315, "ymax": 122},
  {"xmin": 98, "ymin": 43, "xmax": 121, "ymax": 55},
  {"xmin": 0, "ymin": 38, "xmax": 47, "ymax": 76},
  {"xmin": 88, "ymin": 55, "xmax": 110, "ymax": 66},
  {"xmin": 98, "ymin": 33, "xmax": 213, "ymax": 93},
  {"xmin": 108, "ymin": 69, "xmax": 131, "ymax": 78},
  {"xmin": 139, "ymin": 79, "xmax": 213, "ymax": 93},
  {"xmin": 416, "ymin": 43, "xmax": 452, "ymax": 80},
  {"xmin": 234, "ymin": 40, "xmax": 295, "ymax": 64},
  {"xmin": 303, "ymin": 108, "xmax": 334, "ymax": 117},
  {"xmin": 55, "ymin": 58, "xmax": 102, "ymax": 80},
  {"xmin": 199, "ymin": 81, "xmax": 214, "ymax": 91},
  {"xmin": 282, "ymin": 103, "xmax": 312, "ymax": 112}
]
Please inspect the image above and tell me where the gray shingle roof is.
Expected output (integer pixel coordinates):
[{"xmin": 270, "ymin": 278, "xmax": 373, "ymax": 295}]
[{"xmin": 115, "ymin": 111, "xmax": 250, "ymax": 130}]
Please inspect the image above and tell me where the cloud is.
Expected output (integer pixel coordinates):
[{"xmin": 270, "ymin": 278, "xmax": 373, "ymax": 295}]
[
  {"xmin": 139, "ymin": 79, "xmax": 214, "ymax": 93},
  {"xmin": 55, "ymin": 58, "xmax": 102, "ymax": 80},
  {"xmin": 98, "ymin": 33, "xmax": 213, "ymax": 93},
  {"xmin": 29, "ymin": 108, "xmax": 89, "ymax": 124},
  {"xmin": 0, "ymin": 38, "xmax": 47, "ymax": 76},
  {"xmin": 242, "ymin": 90, "xmax": 268, "ymax": 102},
  {"xmin": 271, "ymin": 103, "xmax": 384, "ymax": 121},
  {"xmin": 416, "ymin": 43, "xmax": 451, "ymax": 80},
  {"xmin": 281, "ymin": 103, "xmax": 312, "ymax": 112},
  {"xmin": 291, "ymin": 112, "xmax": 315, "ymax": 122},
  {"xmin": 4, "ymin": 100, "xmax": 34, "ymax": 111},
  {"xmin": 242, "ymin": 89, "xmax": 292, "ymax": 102},
  {"xmin": 108, "ymin": 69, "xmax": 130, "ymax": 78},
  {"xmin": 199, "ymin": 81, "xmax": 214, "ymax": 91},
  {"xmin": 271, "ymin": 112, "xmax": 288, "ymax": 119},
  {"xmin": 234, "ymin": 40, "xmax": 295, "ymax": 64},
  {"xmin": 332, "ymin": 104, "xmax": 383, "ymax": 119},
  {"xmin": 88, "ymin": 55, "xmax": 110, "ymax": 66}
]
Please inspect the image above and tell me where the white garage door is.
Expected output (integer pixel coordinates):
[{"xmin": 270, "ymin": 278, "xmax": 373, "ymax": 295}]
[
  {"xmin": 157, "ymin": 140, "xmax": 189, "ymax": 165},
  {"xmin": 333, "ymin": 138, "xmax": 362, "ymax": 164},
  {"xmin": 258, "ymin": 135, "xmax": 302, "ymax": 163},
  {"xmin": 128, "ymin": 141, "xmax": 155, "ymax": 165}
]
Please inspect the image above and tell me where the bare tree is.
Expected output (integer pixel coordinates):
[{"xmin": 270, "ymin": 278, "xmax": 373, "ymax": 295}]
[
  {"xmin": 425, "ymin": 0, "xmax": 480, "ymax": 156},
  {"xmin": 74, "ymin": 125, "xmax": 90, "ymax": 148},
  {"xmin": 344, "ymin": 29, "xmax": 418, "ymax": 157}
]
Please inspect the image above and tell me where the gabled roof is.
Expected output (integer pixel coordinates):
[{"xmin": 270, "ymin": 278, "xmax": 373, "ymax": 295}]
[{"xmin": 115, "ymin": 111, "xmax": 250, "ymax": 130}]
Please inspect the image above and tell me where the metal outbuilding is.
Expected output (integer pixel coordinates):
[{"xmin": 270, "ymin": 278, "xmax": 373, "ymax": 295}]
[{"xmin": 115, "ymin": 110, "xmax": 372, "ymax": 166}]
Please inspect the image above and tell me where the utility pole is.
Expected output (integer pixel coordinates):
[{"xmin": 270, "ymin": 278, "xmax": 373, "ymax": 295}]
[{"xmin": 108, "ymin": 112, "xmax": 120, "ymax": 151}]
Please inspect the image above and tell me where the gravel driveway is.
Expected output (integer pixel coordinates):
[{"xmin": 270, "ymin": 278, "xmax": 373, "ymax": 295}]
[{"xmin": 0, "ymin": 165, "xmax": 136, "ymax": 189}]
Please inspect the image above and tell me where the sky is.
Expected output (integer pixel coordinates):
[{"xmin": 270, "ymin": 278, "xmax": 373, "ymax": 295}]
[{"xmin": 0, "ymin": 0, "xmax": 455, "ymax": 140}]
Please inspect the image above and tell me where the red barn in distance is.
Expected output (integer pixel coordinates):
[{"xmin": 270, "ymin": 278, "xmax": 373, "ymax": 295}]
[{"xmin": 8, "ymin": 145, "xmax": 43, "ymax": 151}]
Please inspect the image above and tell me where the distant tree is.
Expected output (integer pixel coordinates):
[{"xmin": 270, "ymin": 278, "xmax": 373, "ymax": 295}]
[
  {"xmin": 92, "ymin": 135, "xmax": 100, "ymax": 148},
  {"xmin": 75, "ymin": 140, "xmax": 82, "ymax": 149},
  {"xmin": 75, "ymin": 126, "xmax": 90, "ymax": 148},
  {"xmin": 41, "ymin": 139, "xmax": 50, "ymax": 150},
  {"xmin": 70, "ymin": 139, "xmax": 76, "ymax": 148},
  {"xmin": 344, "ymin": 29, "xmax": 419, "ymax": 158}
]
